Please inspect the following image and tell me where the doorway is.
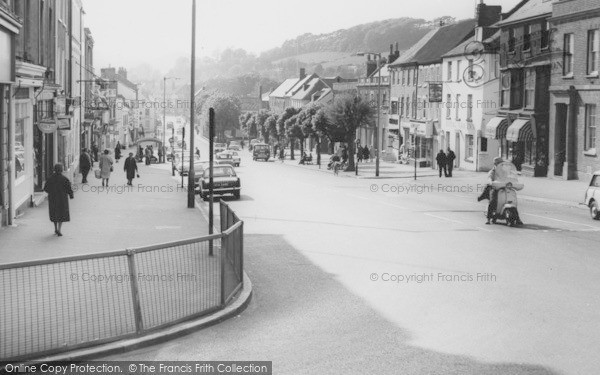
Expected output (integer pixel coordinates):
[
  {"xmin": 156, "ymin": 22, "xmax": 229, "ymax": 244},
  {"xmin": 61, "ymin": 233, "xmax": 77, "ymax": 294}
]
[
  {"xmin": 554, "ymin": 104, "xmax": 567, "ymax": 176},
  {"xmin": 455, "ymin": 132, "xmax": 461, "ymax": 168}
]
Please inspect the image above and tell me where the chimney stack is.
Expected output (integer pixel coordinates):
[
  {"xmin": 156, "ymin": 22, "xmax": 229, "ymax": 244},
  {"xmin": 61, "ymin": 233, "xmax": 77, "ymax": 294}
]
[
  {"xmin": 299, "ymin": 68, "xmax": 306, "ymax": 80},
  {"xmin": 476, "ymin": 1, "xmax": 502, "ymax": 27}
]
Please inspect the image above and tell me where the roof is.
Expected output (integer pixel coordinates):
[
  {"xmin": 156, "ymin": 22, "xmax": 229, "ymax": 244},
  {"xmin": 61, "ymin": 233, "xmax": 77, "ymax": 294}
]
[
  {"xmin": 269, "ymin": 78, "xmax": 301, "ymax": 98},
  {"xmin": 442, "ymin": 28, "xmax": 500, "ymax": 58},
  {"xmin": 410, "ymin": 19, "xmax": 476, "ymax": 65},
  {"xmin": 390, "ymin": 28, "xmax": 439, "ymax": 67},
  {"xmin": 369, "ymin": 64, "xmax": 390, "ymax": 78},
  {"xmin": 291, "ymin": 76, "xmax": 327, "ymax": 101},
  {"xmin": 496, "ymin": 0, "xmax": 556, "ymax": 26}
]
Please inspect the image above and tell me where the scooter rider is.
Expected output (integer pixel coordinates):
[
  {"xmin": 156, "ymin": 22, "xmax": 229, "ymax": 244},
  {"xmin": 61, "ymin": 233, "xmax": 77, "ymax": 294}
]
[{"xmin": 484, "ymin": 157, "xmax": 523, "ymax": 225}]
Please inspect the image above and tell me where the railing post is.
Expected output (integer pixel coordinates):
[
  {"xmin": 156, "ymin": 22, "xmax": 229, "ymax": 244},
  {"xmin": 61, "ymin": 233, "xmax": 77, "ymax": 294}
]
[
  {"xmin": 220, "ymin": 235, "xmax": 227, "ymax": 307},
  {"xmin": 126, "ymin": 249, "xmax": 144, "ymax": 334},
  {"xmin": 239, "ymin": 222, "xmax": 244, "ymax": 288}
]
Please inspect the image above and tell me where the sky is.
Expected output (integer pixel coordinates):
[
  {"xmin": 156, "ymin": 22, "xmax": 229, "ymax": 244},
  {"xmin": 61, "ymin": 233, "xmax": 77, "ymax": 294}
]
[{"xmin": 84, "ymin": 0, "xmax": 523, "ymax": 74}]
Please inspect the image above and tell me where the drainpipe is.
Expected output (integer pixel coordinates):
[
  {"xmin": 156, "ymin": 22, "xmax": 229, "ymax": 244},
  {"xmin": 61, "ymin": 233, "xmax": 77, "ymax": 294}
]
[
  {"xmin": 7, "ymin": 86, "xmax": 15, "ymax": 225},
  {"xmin": 566, "ymin": 85, "xmax": 577, "ymax": 180}
]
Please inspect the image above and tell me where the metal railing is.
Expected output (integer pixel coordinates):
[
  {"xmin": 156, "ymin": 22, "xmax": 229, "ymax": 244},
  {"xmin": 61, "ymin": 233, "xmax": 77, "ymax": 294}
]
[{"xmin": 0, "ymin": 202, "xmax": 243, "ymax": 361}]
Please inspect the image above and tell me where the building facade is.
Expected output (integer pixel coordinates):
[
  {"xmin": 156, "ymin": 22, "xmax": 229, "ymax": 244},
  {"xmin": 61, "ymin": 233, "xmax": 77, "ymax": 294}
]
[
  {"xmin": 548, "ymin": 0, "xmax": 600, "ymax": 179},
  {"xmin": 488, "ymin": 0, "xmax": 554, "ymax": 177}
]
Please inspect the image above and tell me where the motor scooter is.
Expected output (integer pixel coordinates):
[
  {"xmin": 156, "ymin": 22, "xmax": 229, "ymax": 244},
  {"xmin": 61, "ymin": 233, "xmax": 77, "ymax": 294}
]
[{"xmin": 487, "ymin": 162, "xmax": 524, "ymax": 227}]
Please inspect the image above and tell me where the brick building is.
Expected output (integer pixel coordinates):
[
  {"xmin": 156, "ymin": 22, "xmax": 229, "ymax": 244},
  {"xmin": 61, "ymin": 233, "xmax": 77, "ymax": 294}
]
[{"xmin": 548, "ymin": 0, "xmax": 600, "ymax": 179}]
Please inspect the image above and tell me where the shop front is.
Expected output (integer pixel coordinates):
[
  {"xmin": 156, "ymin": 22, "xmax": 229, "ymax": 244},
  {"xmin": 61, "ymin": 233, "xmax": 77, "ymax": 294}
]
[{"xmin": 409, "ymin": 121, "xmax": 434, "ymax": 168}]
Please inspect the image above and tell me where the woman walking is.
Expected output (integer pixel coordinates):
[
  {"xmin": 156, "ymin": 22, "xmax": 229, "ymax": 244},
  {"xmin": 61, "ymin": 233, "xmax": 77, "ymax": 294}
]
[
  {"xmin": 114, "ymin": 142, "xmax": 122, "ymax": 163},
  {"xmin": 99, "ymin": 149, "xmax": 113, "ymax": 187},
  {"xmin": 43, "ymin": 163, "xmax": 74, "ymax": 236}
]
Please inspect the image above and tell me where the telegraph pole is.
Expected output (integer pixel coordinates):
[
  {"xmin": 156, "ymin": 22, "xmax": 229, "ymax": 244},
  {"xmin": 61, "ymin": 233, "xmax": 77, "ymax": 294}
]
[{"xmin": 187, "ymin": 0, "xmax": 196, "ymax": 208}]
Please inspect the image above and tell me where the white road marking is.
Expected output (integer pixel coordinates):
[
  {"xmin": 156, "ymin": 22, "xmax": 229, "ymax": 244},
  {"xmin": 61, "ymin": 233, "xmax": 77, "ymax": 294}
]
[
  {"xmin": 522, "ymin": 212, "xmax": 598, "ymax": 229},
  {"xmin": 424, "ymin": 213, "xmax": 464, "ymax": 224},
  {"xmin": 346, "ymin": 193, "xmax": 409, "ymax": 210},
  {"xmin": 155, "ymin": 226, "xmax": 181, "ymax": 230}
]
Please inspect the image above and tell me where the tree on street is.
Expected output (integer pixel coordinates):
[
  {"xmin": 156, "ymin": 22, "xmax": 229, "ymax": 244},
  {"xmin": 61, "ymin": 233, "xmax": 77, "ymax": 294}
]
[
  {"xmin": 277, "ymin": 107, "xmax": 300, "ymax": 159},
  {"xmin": 201, "ymin": 93, "xmax": 242, "ymax": 141},
  {"xmin": 325, "ymin": 95, "xmax": 374, "ymax": 171}
]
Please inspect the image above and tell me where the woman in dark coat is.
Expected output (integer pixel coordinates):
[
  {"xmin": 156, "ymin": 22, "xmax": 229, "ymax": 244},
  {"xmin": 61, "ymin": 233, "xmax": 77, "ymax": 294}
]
[
  {"xmin": 123, "ymin": 152, "xmax": 138, "ymax": 186},
  {"xmin": 43, "ymin": 163, "xmax": 74, "ymax": 236},
  {"xmin": 114, "ymin": 142, "xmax": 122, "ymax": 163}
]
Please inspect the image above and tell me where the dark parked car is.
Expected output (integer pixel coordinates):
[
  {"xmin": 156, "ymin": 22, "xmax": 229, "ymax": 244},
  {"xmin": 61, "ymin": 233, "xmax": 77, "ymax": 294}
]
[
  {"xmin": 197, "ymin": 165, "xmax": 241, "ymax": 200},
  {"xmin": 252, "ymin": 143, "xmax": 270, "ymax": 161}
]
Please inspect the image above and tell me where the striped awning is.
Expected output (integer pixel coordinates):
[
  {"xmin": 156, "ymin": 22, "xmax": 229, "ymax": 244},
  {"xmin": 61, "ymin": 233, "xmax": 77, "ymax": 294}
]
[
  {"xmin": 506, "ymin": 119, "xmax": 533, "ymax": 142},
  {"xmin": 484, "ymin": 117, "xmax": 509, "ymax": 139}
]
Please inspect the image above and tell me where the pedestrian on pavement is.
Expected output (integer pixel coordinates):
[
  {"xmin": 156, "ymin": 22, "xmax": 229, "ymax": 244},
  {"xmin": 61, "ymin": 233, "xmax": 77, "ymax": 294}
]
[
  {"xmin": 79, "ymin": 148, "xmax": 91, "ymax": 183},
  {"xmin": 43, "ymin": 163, "xmax": 74, "ymax": 237},
  {"xmin": 363, "ymin": 145, "xmax": 370, "ymax": 162},
  {"xmin": 91, "ymin": 143, "xmax": 99, "ymax": 162},
  {"xmin": 436, "ymin": 149, "xmax": 448, "ymax": 177},
  {"xmin": 341, "ymin": 146, "xmax": 348, "ymax": 164},
  {"xmin": 123, "ymin": 152, "xmax": 138, "ymax": 186},
  {"xmin": 446, "ymin": 147, "xmax": 456, "ymax": 177},
  {"xmin": 357, "ymin": 145, "xmax": 363, "ymax": 163},
  {"xmin": 241, "ymin": 140, "xmax": 245, "ymax": 150},
  {"xmin": 144, "ymin": 146, "xmax": 151, "ymax": 165},
  {"xmin": 195, "ymin": 147, "xmax": 200, "ymax": 158},
  {"xmin": 99, "ymin": 149, "xmax": 113, "ymax": 187},
  {"xmin": 158, "ymin": 147, "xmax": 164, "ymax": 163},
  {"xmin": 88, "ymin": 148, "xmax": 94, "ymax": 168},
  {"xmin": 114, "ymin": 142, "xmax": 122, "ymax": 163}
]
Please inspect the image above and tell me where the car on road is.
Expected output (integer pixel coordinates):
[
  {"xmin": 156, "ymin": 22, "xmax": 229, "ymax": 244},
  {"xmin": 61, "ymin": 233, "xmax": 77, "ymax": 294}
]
[
  {"xmin": 584, "ymin": 170, "xmax": 600, "ymax": 220},
  {"xmin": 228, "ymin": 144, "xmax": 241, "ymax": 151},
  {"xmin": 214, "ymin": 143, "xmax": 226, "ymax": 154},
  {"xmin": 219, "ymin": 150, "xmax": 241, "ymax": 166},
  {"xmin": 197, "ymin": 165, "xmax": 241, "ymax": 200},
  {"xmin": 252, "ymin": 143, "xmax": 270, "ymax": 161},
  {"xmin": 215, "ymin": 152, "xmax": 236, "ymax": 167},
  {"xmin": 175, "ymin": 154, "xmax": 201, "ymax": 175}
]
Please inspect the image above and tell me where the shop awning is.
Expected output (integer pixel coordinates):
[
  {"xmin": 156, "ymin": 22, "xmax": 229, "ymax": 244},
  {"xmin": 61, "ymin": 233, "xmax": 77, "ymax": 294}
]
[
  {"xmin": 410, "ymin": 122, "xmax": 433, "ymax": 138},
  {"xmin": 506, "ymin": 119, "xmax": 533, "ymax": 142},
  {"xmin": 484, "ymin": 117, "xmax": 509, "ymax": 139}
]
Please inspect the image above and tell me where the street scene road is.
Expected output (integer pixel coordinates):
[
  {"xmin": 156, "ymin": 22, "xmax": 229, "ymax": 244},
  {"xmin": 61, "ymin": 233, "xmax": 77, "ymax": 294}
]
[{"xmin": 105, "ymin": 149, "xmax": 600, "ymax": 375}]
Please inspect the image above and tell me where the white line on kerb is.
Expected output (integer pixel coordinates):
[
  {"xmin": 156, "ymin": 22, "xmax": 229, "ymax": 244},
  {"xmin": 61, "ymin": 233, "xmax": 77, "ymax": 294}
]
[{"xmin": 522, "ymin": 212, "xmax": 598, "ymax": 229}]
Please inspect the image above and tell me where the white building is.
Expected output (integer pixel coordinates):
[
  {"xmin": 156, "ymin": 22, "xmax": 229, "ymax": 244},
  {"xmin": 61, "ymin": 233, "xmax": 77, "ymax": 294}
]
[{"xmin": 441, "ymin": 26, "xmax": 501, "ymax": 172}]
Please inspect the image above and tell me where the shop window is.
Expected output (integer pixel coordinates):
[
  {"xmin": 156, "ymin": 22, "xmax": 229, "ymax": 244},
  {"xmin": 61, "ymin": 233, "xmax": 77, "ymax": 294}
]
[
  {"xmin": 15, "ymin": 102, "xmax": 27, "ymax": 179},
  {"xmin": 587, "ymin": 29, "xmax": 599, "ymax": 75},
  {"xmin": 585, "ymin": 104, "xmax": 597, "ymax": 151},
  {"xmin": 501, "ymin": 72, "xmax": 510, "ymax": 107}
]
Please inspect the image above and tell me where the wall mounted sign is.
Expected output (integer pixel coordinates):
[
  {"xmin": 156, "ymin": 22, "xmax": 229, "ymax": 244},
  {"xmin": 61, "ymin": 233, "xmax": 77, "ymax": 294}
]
[{"xmin": 37, "ymin": 119, "xmax": 58, "ymax": 134}]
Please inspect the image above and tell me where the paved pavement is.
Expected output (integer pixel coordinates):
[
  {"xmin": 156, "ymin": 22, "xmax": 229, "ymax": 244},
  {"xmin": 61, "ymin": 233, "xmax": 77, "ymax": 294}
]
[
  {"xmin": 105, "ymin": 150, "xmax": 600, "ymax": 375},
  {"xmin": 0, "ymin": 148, "xmax": 210, "ymax": 264}
]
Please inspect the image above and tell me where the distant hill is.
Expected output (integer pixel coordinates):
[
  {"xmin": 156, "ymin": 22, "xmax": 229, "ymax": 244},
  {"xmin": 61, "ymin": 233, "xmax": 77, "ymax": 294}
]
[{"xmin": 260, "ymin": 17, "xmax": 433, "ymax": 62}]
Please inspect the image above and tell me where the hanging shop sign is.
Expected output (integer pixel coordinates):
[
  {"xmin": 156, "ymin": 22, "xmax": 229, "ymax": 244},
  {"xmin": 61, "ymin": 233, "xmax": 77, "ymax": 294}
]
[
  {"xmin": 57, "ymin": 118, "xmax": 71, "ymax": 130},
  {"xmin": 428, "ymin": 83, "xmax": 443, "ymax": 103},
  {"xmin": 37, "ymin": 119, "xmax": 58, "ymax": 134}
]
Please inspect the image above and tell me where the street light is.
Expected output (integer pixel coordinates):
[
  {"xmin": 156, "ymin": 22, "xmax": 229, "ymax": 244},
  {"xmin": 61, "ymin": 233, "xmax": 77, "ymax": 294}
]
[
  {"xmin": 163, "ymin": 76, "xmax": 180, "ymax": 163},
  {"xmin": 357, "ymin": 52, "xmax": 382, "ymax": 177}
]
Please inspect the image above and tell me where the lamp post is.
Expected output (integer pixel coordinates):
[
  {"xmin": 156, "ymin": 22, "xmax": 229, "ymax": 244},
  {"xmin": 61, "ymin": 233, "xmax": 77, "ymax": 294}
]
[
  {"xmin": 187, "ymin": 0, "xmax": 197, "ymax": 209},
  {"xmin": 357, "ymin": 52, "xmax": 382, "ymax": 177},
  {"xmin": 163, "ymin": 76, "xmax": 180, "ymax": 163}
]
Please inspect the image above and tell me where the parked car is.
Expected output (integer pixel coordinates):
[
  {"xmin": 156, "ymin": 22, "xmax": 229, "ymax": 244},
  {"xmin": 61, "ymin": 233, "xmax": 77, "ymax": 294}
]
[
  {"xmin": 215, "ymin": 152, "xmax": 236, "ymax": 167},
  {"xmin": 214, "ymin": 143, "xmax": 226, "ymax": 154},
  {"xmin": 192, "ymin": 161, "xmax": 211, "ymax": 192},
  {"xmin": 219, "ymin": 150, "xmax": 241, "ymax": 166},
  {"xmin": 175, "ymin": 154, "xmax": 201, "ymax": 175},
  {"xmin": 584, "ymin": 170, "xmax": 600, "ymax": 220},
  {"xmin": 252, "ymin": 143, "xmax": 270, "ymax": 161},
  {"xmin": 197, "ymin": 165, "xmax": 241, "ymax": 200},
  {"xmin": 228, "ymin": 144, "xmax": 241, "ymax": 151}
]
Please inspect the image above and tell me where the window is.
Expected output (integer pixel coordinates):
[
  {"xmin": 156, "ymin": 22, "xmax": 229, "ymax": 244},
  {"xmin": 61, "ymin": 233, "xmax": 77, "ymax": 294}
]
[
  {"xmin": 585, "ymin": 104, "xmax": 597, "ymax": 151},
  {"xmin": 466, "ymin": 135, "xmax": 474, "ymax": 159},
  {"xmin": 467, "ymin": 59, "xmax": 474, "ymax": 81},
  {"xmin": 402, "ymin": 70, "xmax": 406, "ymax": 85},
  {"xmin": 508, "ymin": 28, "xmax": 515, "ymax": 53},
  {"xmin": 588, "ymin": 30, "xmax": 599, "ymax": 75},
  {"xmin": 399, "ymin": 98, "xmax": 404, "ymax": 117},
  {"xmin": 480, "ymin": 137, "xmax": 488, "ymax": 152},
  {"xmin": 407, "ymin": 69, "xmax": 411, "ymax": 86},
  {"xmin": 413, "ymin": 69, "xmax": 417, "ymax": 86},
  {"xmin": 382, "ymin": 91, "xmax": 387, "ymax": 106},
  {"xmin": 446, "ymin": 94, "xmax": 452, "ymax": 118},
  {"xmin": 524, "ymin": 69, "xmax": 535, "ymax": 108},
  {"xmin": 456, "ymin": 60, "xmax": 461, "ymax": 81},
  {"xmin": 14, "ymin": 102, "xmax": 27, "ymax": 179},
  {"xmin": 523, "ymin": 25, "xmax": 532, "ymax": 51},
  {"xmin": 406, "ymin": 96, "xmax": 411, "ymax": 117},
  {"xmin": 447, "ymin": 61, "xmax": 452, "ymax": 81},
  {"xmin": 563, "ymin": 33, "xmax": 574, "ymax": 76},
  {"xmin": 467, "ymin": 94, "xmax": 473, "ymax": 121},
  {"xmin": 422, "ymin": 99, "xmax": 426, "ymax": 118},
  {"xmin": 455, "ymin": 94, "xmax": 461, "ymax": 120},
  {"xmin": 541, "ymin": 21, "xmax": 549, "ymax": 49}
]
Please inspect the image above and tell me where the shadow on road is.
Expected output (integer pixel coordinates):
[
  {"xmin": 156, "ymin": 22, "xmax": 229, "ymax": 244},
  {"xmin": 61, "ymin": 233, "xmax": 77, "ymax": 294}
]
[{"xmin": 105, "ymin": 233, "xmax": 560, "ymax": 375}]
